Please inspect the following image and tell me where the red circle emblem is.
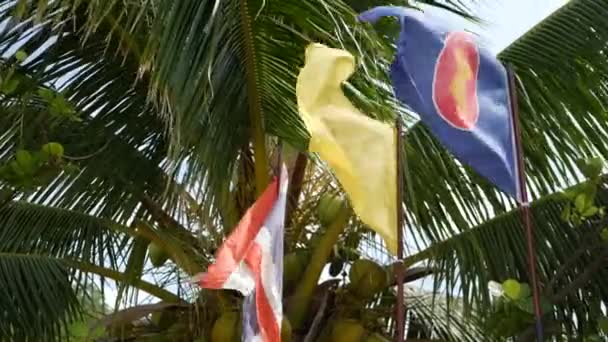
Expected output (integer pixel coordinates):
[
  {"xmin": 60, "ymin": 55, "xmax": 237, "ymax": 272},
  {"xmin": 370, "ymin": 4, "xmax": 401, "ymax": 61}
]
[{"xmin": 432, "ymin": 32, "xmax": 480, "ymax": 130}]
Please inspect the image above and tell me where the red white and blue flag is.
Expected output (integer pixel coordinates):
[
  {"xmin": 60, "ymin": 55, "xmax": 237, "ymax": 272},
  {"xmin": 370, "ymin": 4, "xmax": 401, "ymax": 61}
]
[
  {"xmin": 359, "ymin": 6, "xmax": 521, "ymax": 201},
  {"xmin": 194, "ymin": 165, "xmax": 288, "ymax": 342}
]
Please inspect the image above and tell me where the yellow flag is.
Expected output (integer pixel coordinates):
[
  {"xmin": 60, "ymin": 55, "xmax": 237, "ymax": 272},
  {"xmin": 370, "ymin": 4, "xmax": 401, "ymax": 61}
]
[{"xmin": 296, "ymin": 43, "xmax": 398, "ymax": 255}]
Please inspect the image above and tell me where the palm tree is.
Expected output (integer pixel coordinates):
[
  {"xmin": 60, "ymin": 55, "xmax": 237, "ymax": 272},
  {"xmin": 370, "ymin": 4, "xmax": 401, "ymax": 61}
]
[{"xmin": 0, "ymin": 0, "xmax": 606, "ymax": 340}]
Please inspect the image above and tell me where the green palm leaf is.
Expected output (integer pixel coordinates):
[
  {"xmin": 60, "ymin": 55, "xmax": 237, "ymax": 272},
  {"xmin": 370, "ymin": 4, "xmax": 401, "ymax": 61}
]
[
  {"xmin": 0, "ymin": 200, "xmax": 185, "ymax": 339},
  {"xmin": 4, "ymin": 0, "xmax": 607, "ymax": 340},
  {"xmin": 0, "ymin": 201, "xmax": 123, "ymax": 263},
  {"xmin": 0, "ymin": 253, "xmax": 79, "ymax": 341},
  {"xmin": 406, "ymin": 287, "xmax": 486, "ymax": 341},
  {"xmin": 404, "ymin": 178, "xmax": 608, "ymax": 337}
]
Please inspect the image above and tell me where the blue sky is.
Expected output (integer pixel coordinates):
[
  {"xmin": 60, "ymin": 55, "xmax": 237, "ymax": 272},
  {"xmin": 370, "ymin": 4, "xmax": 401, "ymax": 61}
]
[{"xmin": 425, "ymin": 0, "xmax": 568, "ymax": 53}]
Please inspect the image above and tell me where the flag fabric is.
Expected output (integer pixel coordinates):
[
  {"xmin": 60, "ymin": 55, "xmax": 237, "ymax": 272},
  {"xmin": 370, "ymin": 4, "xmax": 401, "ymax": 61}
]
[
  {"xmin": 296, "ymin": 43, "xmax": 398, "ymax": 255},
  {"xmin": 359, "ymin": 6, "xmax": 521, "ymax": 201},
  {"xmin": 194, "ymin": 165, "xmax": 288, "ymax": 342}
]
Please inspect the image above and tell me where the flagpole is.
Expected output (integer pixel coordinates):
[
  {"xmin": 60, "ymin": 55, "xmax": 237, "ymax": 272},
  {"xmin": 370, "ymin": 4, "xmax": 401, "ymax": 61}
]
[
  {"xmin": 275, "ymin": 141, "xmax": 283, "ymax": 180},
  {"xmin": 395, "ymin": 117, "xmax": 406, "ymax": 342},
  {"xmin": 507, "ymin": 65, "xmax": 544, "ymax": 342}
]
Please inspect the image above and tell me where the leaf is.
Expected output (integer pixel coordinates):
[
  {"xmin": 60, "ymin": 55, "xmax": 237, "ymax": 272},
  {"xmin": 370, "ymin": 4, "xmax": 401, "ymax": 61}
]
[
  {"xmin": 405, "ymin": 179, "xmax": 608, "ymax": 332},
  {"xmin": 405, "ymin": 288, "xmax": 485, "ymax": 340},
  {"xmin": 114, "ymin": 236, "xmax": 149, "ymax": 306},
  {"xmin": 2, "ymin": 0, "xmax": 608, "ymax": 339},
  {"xmin": 502, "ymin": 279, "xmax": 522, "ymax": 300},
  {"xmin": 0, "ymin": 253, "xmax": 80, "ymax": 340},
  {"xmin": 0, "ymin": 201, "xmax": 126, "ymax": 267}
]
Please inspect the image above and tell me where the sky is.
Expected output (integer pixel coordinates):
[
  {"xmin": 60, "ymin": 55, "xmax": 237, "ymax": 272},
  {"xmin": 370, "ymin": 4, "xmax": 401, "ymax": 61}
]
[{"xmin": 425, "ymin": 0, "xmax": 568, "ymax": 54}]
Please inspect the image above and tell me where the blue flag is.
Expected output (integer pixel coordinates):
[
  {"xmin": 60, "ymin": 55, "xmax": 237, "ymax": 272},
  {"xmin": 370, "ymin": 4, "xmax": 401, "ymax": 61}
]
[{"xmin": 359, "ymin": 6, "xmax": 521, "ymax": 201}]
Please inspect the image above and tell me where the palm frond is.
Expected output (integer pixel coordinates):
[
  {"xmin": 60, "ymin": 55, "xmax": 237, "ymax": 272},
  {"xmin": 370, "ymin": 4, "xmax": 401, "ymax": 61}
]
[
  {"xmin": 0, "ymin": 253, "xmax": 79, "ymax": 341},
  {"xmin": 7, "ymin": 0, "xmax": 607, "ymax": 340},
  {"xmin": 404, "ymin": 178, "xmax": 608, "ymax": 336},
  {"xmin": 501, "ymin": 0, "xmax": 608, "ymax": 196},
  {"xmin": 0, "ymin": 0, "xmax": 470, "ymax": 212},
  {"xmin": 0, "ymin": 0, "xmax": 487, "ymax": 242},
  {"xmin": 0, "ymin": 199, "xmax": 190, "ymax": 339},
  {"xmin": 0, "ymin": 3, "xmax": 188, "ymax": 219},
  {"xmin": 0, "ymin": 201, "xmax": 124, "ymax": 265},
  {"xmin": 406, "ymin": 287, "xmax": 486, "ymax": 341}
]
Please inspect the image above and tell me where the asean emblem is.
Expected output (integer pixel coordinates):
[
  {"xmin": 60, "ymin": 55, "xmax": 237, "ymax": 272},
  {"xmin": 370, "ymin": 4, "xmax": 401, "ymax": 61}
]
[{"xmin": 432, "ymin": 31, "xmax": 480, "ymax": 130}]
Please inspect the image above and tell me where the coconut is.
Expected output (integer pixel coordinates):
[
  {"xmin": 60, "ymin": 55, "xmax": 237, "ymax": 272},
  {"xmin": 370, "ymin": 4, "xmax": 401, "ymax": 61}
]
[
  {"xmin": 149, "ymin": 242, "xmax": 169, "ymax": 268},
  {"xmin": 317, "ymin": 193, "xmax": 344, "ymax": 226},
  {"xmin": 349, "ymin": 259, "xmax": 388, "ymax": 299},
  {"xmin": 281, "ymin": 318, "xmax": 293, "ymax": 342},
  {"xmin": 41, "ymin": 142, "xmax": 64, "ymax": 158},
  {"xmin": 211, "ymin": 312, "xmax": 240, "ymax": 342},
  {"xmin": 331, "ymin": 319, "xmax": 365, "ymax": 342},
  {"xmin": 283, "ymin": 251, "xmax": 309, "ymax": 289}
]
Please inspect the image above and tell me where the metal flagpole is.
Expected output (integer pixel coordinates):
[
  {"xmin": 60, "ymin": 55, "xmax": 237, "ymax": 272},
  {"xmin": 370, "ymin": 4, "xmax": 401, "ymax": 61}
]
[
  {"xmin": 395, "ymin": 117, "xmax": 406, "ymax": 342},
  {"xmin": 507, "ymin": 65, "xmax": 544, "ymax": 341}
]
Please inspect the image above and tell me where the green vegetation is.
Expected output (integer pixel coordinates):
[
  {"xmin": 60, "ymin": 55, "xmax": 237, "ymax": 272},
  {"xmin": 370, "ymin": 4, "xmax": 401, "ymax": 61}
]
[{"xmin": 0, "ymin": 0, "xmax": 606, "ymax": 341}]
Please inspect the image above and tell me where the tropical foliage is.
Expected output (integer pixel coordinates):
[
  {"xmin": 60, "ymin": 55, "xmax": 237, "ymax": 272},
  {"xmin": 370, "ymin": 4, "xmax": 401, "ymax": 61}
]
[{"xmin": 0, "ymin": 0, "xmax": 606, "ymax": 341}]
